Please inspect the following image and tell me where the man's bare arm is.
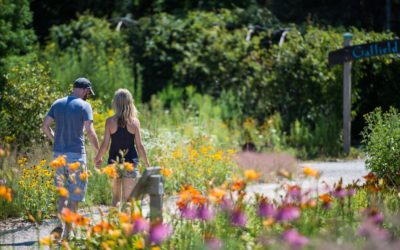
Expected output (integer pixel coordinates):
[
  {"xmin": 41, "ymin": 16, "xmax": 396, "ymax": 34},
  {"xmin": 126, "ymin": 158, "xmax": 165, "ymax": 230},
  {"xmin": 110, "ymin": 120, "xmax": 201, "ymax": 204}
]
[
  {"xmin": 42, "ymin": 116, "xmax": 55, "ymax": 142},
  {"xmin": 84, "ymin": 120, "xmax": 100, "ymax": 152}
]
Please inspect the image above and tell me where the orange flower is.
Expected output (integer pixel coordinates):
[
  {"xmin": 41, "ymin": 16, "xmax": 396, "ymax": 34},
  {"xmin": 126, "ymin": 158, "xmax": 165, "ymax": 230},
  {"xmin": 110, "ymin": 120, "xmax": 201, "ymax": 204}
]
[
  {"xmin": 160, "ymin": 167, "xmax": 172, "ymax": 177},
  {"xmin": 231, "ymin": 179, "xmax": 246, "ymax": 191},
  {"xmin": 75, "ymin": 216, "xmax": 91, "ymax": 227},
  {"xmin": 102, "ymin": 165, "xmax": 118, "ymax": 178},
  {"xmin": 135, "ymin": 237, "xmax": 145, "ymax": 249},
  {"xmin": 208, "ymin": 187, "xmax": 226, "ymax": 203},
  {"xmin": 0, "ymin": 185, "xmax": 12, "ymax": 202},
  {"xmin": 57, "ymin": 187, "xmax": 69, "ymax": 198},
  {"xmin": 50, "ymin": 155, "xmax": 67, "ymax": 168},
  {"xmin": 303, "ymin": 166, "xmax": 320, "ymax": 178},
  {"xmin": 192, "ymin": 194, "xmax": 207, "ymax": 205},
  {"xmin": 61, "ymin": 208, "xmax": 80, "ymax": 224},
  {"xmin": 68, "ymin": 162, "xmax": 81, "ymax": 172},
  {"xmin": 92, "ymin": 221, "xmax": 112, "ymax": 234},
  {"xmin": 119, "ymin": 213, "xmax": 130, "ymax": 224},
  {"xmin": 363, "ymin": 172, "xmax": 377, "ymax": 183},
  {"xmin": 124, "ymin": 163, "xmax": 134, "ymax": 172},
  {"xmin": 80, "ymin": 171, "xmax": 90, "ymax": 181},
  {"xmin": 319, "ymin": 193, "xmax": 332, "ymax": 203},
  {"xmin": 263, "ymin": 218, "xmax": 275, "ymax": 228},
  {"xmin": 244, "ymin": 169, "xmax": 261, "ymax": 181},
  {"xmin": 177, "ymin": 185, "xmax": 205, "ymax": 206}
]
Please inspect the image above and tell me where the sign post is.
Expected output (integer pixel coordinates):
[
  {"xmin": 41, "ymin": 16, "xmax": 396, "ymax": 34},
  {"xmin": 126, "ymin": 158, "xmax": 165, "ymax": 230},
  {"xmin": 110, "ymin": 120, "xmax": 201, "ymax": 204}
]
[
  {"xmin": 328, "ymin": 36, "xmax": 399, "ymax": 155},
  {"xmin": 130, "ymin": 167, "xmax": 164, "ymax": 222},
  {"xmin": 342, "ymin": 33, "xmax": 352, "ymax": 155}
]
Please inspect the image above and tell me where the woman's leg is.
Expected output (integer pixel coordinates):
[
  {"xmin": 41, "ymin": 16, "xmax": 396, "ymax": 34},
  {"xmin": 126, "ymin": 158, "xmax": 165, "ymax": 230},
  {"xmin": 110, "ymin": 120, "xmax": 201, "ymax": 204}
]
[
  {"xmin": 122, "ymin": 178, "xmax": 137, "ymax": 203},
  {"xmin": 112, "ymin": 178, "xmax": 122, "ymax": 206}
]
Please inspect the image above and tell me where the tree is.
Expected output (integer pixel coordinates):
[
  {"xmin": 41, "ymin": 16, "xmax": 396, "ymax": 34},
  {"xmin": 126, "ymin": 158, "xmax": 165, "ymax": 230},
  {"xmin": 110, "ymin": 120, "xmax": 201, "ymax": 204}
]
[{"xmin": 0, "ymin": 0, "xmax": 36, "ymax": 91}]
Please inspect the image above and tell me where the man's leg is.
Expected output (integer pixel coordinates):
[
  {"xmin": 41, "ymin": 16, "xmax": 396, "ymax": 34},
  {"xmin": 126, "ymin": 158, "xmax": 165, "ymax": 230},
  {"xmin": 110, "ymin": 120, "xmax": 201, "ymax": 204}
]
[{"xmin": 61, "ymin": 200, "xmax": 79, "ymax": 239}]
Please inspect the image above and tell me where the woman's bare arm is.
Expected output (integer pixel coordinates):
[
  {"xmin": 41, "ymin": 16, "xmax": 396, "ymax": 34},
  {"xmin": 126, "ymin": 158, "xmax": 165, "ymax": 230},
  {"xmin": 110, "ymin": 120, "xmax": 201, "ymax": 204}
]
[
  {"xmin": 133, "ymin": 119, "xmax": 150, "ymax": 168},
  {"xmin": 95, "ymin": 119, "xmax": 112, "ymax": 168}
]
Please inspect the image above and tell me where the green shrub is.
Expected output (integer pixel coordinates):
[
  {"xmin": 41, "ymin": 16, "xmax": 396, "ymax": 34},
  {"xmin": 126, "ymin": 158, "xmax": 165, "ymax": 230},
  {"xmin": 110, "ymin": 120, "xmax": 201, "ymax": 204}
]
[
  {"xmin": 362, "ymin": 107, "xmax": 400, "ymax": 186},
  {"xmin": 44, "ymin": 15, "xmax": 139, "ymax": 103},
  {"xmin": 0, "ymin": 61, "xmax": 62, "ymax": 147}
]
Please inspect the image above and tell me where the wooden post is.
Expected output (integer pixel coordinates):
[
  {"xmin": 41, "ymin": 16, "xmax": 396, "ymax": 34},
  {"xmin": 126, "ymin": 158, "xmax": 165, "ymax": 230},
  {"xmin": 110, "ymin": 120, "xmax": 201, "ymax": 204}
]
[
  {"xmin": 130, "ymin": 167, "xmax": 164, "ymax": 222},
  {"xmin": 343, "ymin": 33, "xmax": 352, "ymax": 155},
  {"xmin": 147, "ymin": 175, "xmax": 164, "ymax": 221}
]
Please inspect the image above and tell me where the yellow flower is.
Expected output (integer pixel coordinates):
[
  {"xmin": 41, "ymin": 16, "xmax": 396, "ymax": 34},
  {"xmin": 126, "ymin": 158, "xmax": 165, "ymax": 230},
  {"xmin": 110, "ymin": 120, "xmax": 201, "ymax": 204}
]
[
  {"xmin": 57, "ymin": 187, "xmax": 69, "ymax": 198},
  {"xmin": 160, "ymin": 167, "xmax": 172, "ymax": 177},
  {"xmin": 39, "ymin": 235, "xmax": 53, "ymax": 246},
  {"xmin": 68, "ymin": 162, "xmax": 81, "ymax": 172},
  {"xmin": 303, "ymin": 166, "xmax": 320, "ymax": 178},
  {"xmin": 244, "ymin": 169, "xmax": 261, "ymax": 181},
  {"xmin": 109, "ymin": 229, "xmax": 121, "ymax": 239},
  {"xmin": 172, "ymin": 149, "xmax": 183, "ymax": 159},
  {"xmin": 40, "ymin": 159, "xmax": 47, "ymax": 166},
  {"xmin": 124, "ymin": 162, "xmax": 134, "ymax": 172}
]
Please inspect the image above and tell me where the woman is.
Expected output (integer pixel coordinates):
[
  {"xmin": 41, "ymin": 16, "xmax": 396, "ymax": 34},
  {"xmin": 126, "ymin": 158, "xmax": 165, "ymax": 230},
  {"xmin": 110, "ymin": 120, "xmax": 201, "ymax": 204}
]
[{"xmin": 95, "ymin": 89, "xmax": 150, "ymax": 206}]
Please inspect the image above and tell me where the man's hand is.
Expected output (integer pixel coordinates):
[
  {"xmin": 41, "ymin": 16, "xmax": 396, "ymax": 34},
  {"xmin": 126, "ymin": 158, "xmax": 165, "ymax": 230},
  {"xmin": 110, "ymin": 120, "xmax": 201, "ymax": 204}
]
[{"xmin": 42, "ymin": 116, "xmax": 55, "ymax": 142}]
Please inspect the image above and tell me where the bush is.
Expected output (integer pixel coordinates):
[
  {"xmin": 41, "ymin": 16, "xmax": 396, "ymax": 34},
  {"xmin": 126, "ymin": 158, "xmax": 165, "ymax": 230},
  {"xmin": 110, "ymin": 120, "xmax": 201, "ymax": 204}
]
[
  {"xmin": 0, "ymin": 61, "xmax": 62, "ymax": 147},
  {"xmin": 44, "ymin": 15, "xmax": 139, "ymax": 103},
  {"xmin": 362, "ymin": 107, "xmax": 400, "ymax": 186}
]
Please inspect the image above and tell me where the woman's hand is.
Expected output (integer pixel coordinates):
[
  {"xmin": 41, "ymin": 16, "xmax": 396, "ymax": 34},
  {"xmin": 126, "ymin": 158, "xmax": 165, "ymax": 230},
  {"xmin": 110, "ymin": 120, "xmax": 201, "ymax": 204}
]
[{"xmin": 94, "ymin": 156, "xmax": 103, "ymax": 169}]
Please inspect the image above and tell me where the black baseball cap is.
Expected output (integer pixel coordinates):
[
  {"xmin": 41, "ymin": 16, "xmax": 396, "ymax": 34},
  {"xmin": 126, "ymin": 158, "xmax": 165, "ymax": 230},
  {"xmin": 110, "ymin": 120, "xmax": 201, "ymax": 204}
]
[{"xmin": 73, "ymin": 77, "xmax": 95, "ymax": 96}]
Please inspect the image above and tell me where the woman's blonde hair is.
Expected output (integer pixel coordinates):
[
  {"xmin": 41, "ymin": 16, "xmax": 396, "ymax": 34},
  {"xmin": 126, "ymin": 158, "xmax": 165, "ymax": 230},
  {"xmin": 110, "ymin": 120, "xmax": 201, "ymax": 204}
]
[{"xmin": 112, "ymin": 89, "xmax": 138, "ymax": 127}]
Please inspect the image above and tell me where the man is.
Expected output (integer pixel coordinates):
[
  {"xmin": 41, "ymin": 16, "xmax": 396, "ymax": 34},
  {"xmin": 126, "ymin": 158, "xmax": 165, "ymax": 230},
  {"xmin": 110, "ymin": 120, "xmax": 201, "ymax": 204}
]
[{"xmin": 42, "ymin": 77, "xmax": 100, "ymax": 239}]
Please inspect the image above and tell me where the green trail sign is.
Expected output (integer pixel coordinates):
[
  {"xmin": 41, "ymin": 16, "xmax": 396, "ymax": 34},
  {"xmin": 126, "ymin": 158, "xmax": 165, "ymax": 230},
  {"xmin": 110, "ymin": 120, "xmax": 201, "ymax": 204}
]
[
  {"xmin": 328, "ymin": 35, "xmax": 399, "ymax": 155},
  {"xmin": 329, "ymin": 39, "xmax": 400, "ymax": 65}
]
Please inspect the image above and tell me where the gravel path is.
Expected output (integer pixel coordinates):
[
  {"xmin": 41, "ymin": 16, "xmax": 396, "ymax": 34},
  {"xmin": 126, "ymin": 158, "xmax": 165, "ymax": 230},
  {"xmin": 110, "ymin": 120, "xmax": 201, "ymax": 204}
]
[{"xmin": 0, "ymin": 159, "xmax": 368, "ymax": 249}]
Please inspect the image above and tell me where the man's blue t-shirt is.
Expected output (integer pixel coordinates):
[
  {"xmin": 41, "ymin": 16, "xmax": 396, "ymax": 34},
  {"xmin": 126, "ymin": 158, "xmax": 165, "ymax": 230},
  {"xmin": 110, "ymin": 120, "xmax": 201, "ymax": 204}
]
[{"xmin": 47, "ymin": 96, "xmax": 93, "ymax": 154}]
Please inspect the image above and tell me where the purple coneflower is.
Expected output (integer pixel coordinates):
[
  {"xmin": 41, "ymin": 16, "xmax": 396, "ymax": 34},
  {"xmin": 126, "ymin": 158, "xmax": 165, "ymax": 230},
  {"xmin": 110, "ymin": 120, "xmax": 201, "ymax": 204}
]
[
  {"xmin": 181, "ymin": 206, "xmax": 197, "ymax": 220},
  {"xmin": 197, "ymin": 205, "xmax": 214, "ymax": 221},
  {"xmin": 205, "ymin": 237, "xmax": 223, "ymax": 250},
  {"xmin": 133, "ymin": 218, "xmax": 150, "ymax": 233},
  {"xmin": 148, "ymin": 223, "xmax": 173, "ymax": 244},
  {"xmin": 231, "ymin": 209, "xmax": 247, "ymax": 227},
  {"xmin": 357, "ymin": 222, "xmax": 389, "ymax": 240},
  {"xmin": 282, "ymin": 229, "xmax": 309, "ymax": 250},
  {"xmin": 258, "ymin": 201, "xmax": 276, "ymax": 218},
  {"xmin": 220, "ymin": 198, "xmax": 234, "ymax": 212},
  {"xmin": 275, "ymin": 206, "xmax": 300, "ymax": 222}
]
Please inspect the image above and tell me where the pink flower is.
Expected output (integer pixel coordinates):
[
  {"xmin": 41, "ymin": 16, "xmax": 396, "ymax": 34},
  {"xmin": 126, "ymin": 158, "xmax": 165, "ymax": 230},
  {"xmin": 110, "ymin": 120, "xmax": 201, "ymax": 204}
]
[
  {"xmin": 181, "ymin": 206, "xmax": 197, "ymax": 220},
  {"xmin": 258, "ymin": 201, "xmax": 276, "ymax": 218},
  {"xmin": 205, "ymin": 237, "xmax": 223, "ymax": 250},
  {"xmin": 149, "ymin": 223, "xmax": 173, "ymax": 244},
  {"xmin": 275, "ymin": 206, "xmax": 300, "ymax": 222},
  {"xmin": 357, "ymin": 222, "xmax": 389, "ymax": 240},
  {"xmin": 282, "ymin": 229, "xmax": 309, "ymax": 249},
  {"xmin": 220, "ymin": 198, "xmax": 234, "ymax": 212},
  {"xmin": 133, "ymin": 218, "xmax": 150, "ymax": 233},
  {"xmin": 197, "ymin": 205, "xmax": 214, "ymax": 221}
]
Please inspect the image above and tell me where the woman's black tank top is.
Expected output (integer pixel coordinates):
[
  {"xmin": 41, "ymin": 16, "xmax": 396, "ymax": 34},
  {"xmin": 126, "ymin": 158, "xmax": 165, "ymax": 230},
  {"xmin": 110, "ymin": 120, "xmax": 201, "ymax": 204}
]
[{"xmin": 108, "ymin": 126, "xmax": 139, "ymax": 164}]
